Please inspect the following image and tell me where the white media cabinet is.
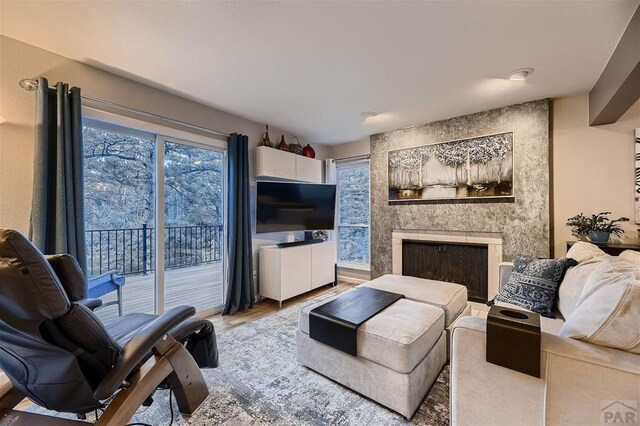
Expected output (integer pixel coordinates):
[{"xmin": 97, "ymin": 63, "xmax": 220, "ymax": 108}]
[{"xmin": 259, "ymin": 241, "xmax": 336, "ymax": 307}]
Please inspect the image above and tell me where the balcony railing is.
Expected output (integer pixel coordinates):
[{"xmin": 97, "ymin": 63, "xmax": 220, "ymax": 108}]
[{"xmin": 86, "ymin": 224, "xmax": 223, "ymax": 276}]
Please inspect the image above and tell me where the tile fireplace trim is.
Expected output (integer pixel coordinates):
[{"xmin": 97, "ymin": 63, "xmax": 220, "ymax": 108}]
[{"xmin": 392, "ymin": 230, "xmax": 503, "ymax": 300}]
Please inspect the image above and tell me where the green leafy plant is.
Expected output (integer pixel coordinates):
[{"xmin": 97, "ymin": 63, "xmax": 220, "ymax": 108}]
[{"xmin": 566, "ymin": 212, "xmax": 629, "ymax": 238}]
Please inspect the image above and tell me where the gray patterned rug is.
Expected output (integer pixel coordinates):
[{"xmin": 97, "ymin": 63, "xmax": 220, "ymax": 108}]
[{"xmin": 33, "ymin": 295, "xmax": 449, "ymax": 425}]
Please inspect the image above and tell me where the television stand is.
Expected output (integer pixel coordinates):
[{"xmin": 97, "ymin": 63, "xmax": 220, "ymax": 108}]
[
  {"xmin": 277, "ymin": 239, "xmax": 324, "ymax": 248},
  {"xmin": 259, "ymin": 241, "xmax": 336, "ymax": 308}
]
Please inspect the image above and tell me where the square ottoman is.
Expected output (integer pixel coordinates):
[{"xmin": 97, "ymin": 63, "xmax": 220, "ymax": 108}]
[
  {"xmin": 359, "ymin": 274, "xmax": 470, "ymax": 357},
  {"xmin": 297, "ymin": 289, "xmax": 446, "ymax": 419}
]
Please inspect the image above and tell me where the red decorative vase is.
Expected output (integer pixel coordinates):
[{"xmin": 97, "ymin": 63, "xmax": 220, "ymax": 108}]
[
  {"xmin": 302, "ymin": 144, "xmax": 315, "ymax": 158},
  {"xmin": 278, "ymin": 135, "xmax": 288, "ymax": 151}
]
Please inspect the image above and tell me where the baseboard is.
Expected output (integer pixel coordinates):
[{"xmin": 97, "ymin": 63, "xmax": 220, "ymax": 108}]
[{"xmin": 337, "ymin": 275, "xmax": 368, "ymax": 285}]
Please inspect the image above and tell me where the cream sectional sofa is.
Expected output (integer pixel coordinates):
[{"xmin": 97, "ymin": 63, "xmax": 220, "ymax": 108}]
[{"xmin": 450, "ymin": 242, "xmax": 640, "ymax": 425}]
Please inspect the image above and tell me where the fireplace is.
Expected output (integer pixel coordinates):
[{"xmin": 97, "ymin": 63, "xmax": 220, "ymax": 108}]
[
  {"xmin": 402, "ymin": 241, "xmax": 488, "ymax": 302},
  {"xmin": 392, "ymin": 230, "xmax": 503, "ymax": 302}
]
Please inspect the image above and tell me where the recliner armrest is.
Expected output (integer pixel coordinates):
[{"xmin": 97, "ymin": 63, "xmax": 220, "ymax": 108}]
[
  {"xmin": 77, "ymin": 298, "xmax": 103, "ymax": 311},
  {"xmin": 94, "ymin": 305, "xmax": 196, "ymax": 401}
]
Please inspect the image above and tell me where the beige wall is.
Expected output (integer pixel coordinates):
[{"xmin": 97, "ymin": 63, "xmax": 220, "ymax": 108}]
[
  {"xmin": 327, "ymin": 137, "xmax": 370, "ymax": 159},
  {"xmin": 552, "ymin": 94, "xmax": 639, "ymax": 256},
  {"xmin": 0, "ymin": 36, "xmax": 328, "ymax": 234}
]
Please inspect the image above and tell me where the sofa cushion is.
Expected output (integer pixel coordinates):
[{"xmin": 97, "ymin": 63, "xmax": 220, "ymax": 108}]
[
  {"xmin": 575, "ymin": 257, "xmax": 639, "ymax": 308},
  {"xmin": 559, "ymin": 278, "xmax": 640, "ymax": 354},
  {"xmin": 565, "ymin": 241, "xmax": 607, "ymax": 264},
  {"xmin": 358, "ymin": 274, "xmax": 467, "ymax": 327},
  {"xmin": 490, "ymin": 255, "xmax": 577, "ymax": 318},
  {"xmin": 299, "ymin": 290, "xmax": 445, "ymax": 374},
  {"xmin": 620, "ymin": 250, "xmax": 640, "ymax": 269}
]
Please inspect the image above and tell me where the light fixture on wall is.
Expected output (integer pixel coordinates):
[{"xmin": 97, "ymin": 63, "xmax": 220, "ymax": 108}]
[
  {"xmin": 507, "ymin": 68, "xmax": 534, "ymax": 81},
  {"xmin": 19, "ymin": 78, "xmax": 39, "ymax": 91},
  {"xmin": 360, "ymin": 111, "xmax": 378, "ymax": 121}
]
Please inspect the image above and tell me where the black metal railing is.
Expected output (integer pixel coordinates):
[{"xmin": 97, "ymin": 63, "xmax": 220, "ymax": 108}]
[{"xmin": 86, "ymin": 224, "xmax": 223, "ymax": 276}]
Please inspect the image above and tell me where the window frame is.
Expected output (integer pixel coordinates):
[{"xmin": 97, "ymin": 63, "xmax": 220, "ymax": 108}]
[{"xmin": 335, "ymin": 157, "xmax": 371, "ymax": 271}]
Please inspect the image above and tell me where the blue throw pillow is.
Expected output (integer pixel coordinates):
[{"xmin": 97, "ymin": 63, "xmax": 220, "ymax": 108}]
[{"xmin": 489, "ymin": 255, "xmax": 578, "ymax": 318}]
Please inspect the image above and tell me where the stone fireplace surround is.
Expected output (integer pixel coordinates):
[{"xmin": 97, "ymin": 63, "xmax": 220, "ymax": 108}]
[
  {"xmin": 392, "ymin": 230, "xmax": 503, "ymax": 300},
  {"xmin": 369, "ymin": 100, "xmax": 551, "ymax": 280}
]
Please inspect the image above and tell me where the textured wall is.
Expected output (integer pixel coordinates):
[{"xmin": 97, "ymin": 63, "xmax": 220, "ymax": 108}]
[{"xmin": 370, "ymin": 99, "xmax": 550, "ymax": 278}]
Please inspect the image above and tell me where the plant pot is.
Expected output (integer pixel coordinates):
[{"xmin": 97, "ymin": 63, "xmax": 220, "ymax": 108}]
[{"xmin": 588, "ymin": 230, "xmax": 610, "ymax": 244}]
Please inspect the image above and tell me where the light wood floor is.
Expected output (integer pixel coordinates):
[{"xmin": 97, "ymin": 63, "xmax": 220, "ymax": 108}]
[{"xmin": 205, "ymin": 280, "xmax": 357, "ymax": 333}]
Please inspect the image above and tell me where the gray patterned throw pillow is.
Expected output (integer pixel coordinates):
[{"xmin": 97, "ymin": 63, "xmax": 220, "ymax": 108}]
[{"xmin": 490, "ymin": 255, "xmax": 578, "ymax": 318}]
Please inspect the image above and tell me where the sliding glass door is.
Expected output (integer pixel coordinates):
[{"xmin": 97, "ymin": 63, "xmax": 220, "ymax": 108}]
[
  {"xmin": 83, "ymin": 118, "xmax": 226, "ymax": 321},
  {"xmin": 162, "ymin": 139, "xmax": 226, "ymax": 315},
  {"xmin": 83, "ymin": 120, "xmax": 157, "ymax": 321}
]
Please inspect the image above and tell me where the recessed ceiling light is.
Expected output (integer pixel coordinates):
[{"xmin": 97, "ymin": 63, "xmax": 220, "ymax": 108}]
[
  {"xmin": 507, "ymin": 68, "xmax": 534, "ymax": 81},
  {"xmin": 360, "ymin": 111, "xmax": 378, "ymax": 121}
]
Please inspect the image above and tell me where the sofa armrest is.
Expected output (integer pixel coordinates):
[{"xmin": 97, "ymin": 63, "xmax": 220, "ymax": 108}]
[
  {"xmin": 498, "ymin": 262, "xmax": 513, "ymax": 293},
  {"xmin": 450, "ymin": 316, "xmax": 640, "ymax": 426}
]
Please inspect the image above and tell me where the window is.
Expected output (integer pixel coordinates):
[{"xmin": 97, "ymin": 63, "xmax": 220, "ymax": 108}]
[{"xmin": 336, "ymin": 159, "xmax": 370, "ymax": 269}]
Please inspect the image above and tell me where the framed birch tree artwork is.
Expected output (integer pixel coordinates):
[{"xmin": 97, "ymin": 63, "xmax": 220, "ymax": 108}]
[
  {"xmin": 635, "ymin": 129, "xmax": 640, "ymax": 224},
  {"xmin": 387, "ymin": 131, "xmax": 514, "ymax": 203}
]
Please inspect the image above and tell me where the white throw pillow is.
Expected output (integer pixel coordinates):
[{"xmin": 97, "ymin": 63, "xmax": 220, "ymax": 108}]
[
  {"xmin": 558, "ymin": 262, "xmax": 599, "ymax": 319},
  {"xmin": 559, "ymin": 279, "xmax": 640, "ymax": 354},
  {"xmin": 565, "ymin": 241, "xmax": 607, "ymax": 264},
  {"xmin": 557, "ymin": 242, "xmax": 608, "ymax": 318},
  {"xmin": 575, "ymin": 257, "xmax": 640, "ymax": 308}
]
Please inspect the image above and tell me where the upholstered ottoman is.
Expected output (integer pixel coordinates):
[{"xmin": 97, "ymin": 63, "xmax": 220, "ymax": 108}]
[
  {"xmin": 359, "ymin": 274, "xmax": 470, "ymax": 356},
  {"xmin": 296, "ymin": 290, "xmax": 447, "ymax": 419}
]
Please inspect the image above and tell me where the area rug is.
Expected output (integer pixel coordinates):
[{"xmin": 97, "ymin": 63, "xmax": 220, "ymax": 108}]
[{"xmin": 33, "ymin": 293, "xmax": 450, "ymax": 425}]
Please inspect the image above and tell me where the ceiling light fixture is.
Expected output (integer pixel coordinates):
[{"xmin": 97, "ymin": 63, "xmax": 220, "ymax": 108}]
[
  {"xmin": 360, "ymin": 111, "xmax": 378, "ymax": 121},
  {"xmin": 507, "ymin": 68, "xmax": 534, "ymax": 81}
]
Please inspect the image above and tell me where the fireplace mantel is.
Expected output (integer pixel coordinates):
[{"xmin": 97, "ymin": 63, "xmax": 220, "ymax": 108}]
[{"xmin": 392, "ymin": 230, "xmax": 503, "ymax": 299}]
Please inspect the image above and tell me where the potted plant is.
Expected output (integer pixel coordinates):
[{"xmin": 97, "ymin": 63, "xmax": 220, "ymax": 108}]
[{"xmin": 566, "ymin": 212, "xmax": 629, "ymax": 244}]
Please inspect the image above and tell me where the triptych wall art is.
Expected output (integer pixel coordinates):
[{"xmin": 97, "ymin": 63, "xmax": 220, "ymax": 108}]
[{"xmin": 387, "ymin": 131, "xmax": 514, "ymax": 204}]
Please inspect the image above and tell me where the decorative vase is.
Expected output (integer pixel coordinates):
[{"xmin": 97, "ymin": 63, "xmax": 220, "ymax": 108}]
[
  {"xmin": 278, "ymin": 135, "xmax": 288, "ymax": 151},
  {"xmin": 289, "ymin": 136, "xmax": 303, "ymax": 155},
  {"xmin": 260, "ymin": 125, "xmax": 273, "ymax": 147},
  {"xmin": 302, "ymin": 144, "xmax": 316, "ymax": 158},
  {"xmin": 588, "ymin": 230, "xmax": 610, "ymax": 244}
]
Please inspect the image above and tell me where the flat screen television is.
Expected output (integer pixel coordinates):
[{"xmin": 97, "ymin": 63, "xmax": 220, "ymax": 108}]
[{"xmin": 256, "ymin": 181, "xmax": 336, "ymax": 234}]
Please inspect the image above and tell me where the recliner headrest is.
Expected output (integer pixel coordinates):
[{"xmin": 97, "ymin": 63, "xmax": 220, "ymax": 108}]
[
  {"xmin": 0, "ymin": 229, "xmax": 70, "ymax": 321},
  {"xmin": 45, "ymin": 254, "xmax": 87, "ymax": 301}
]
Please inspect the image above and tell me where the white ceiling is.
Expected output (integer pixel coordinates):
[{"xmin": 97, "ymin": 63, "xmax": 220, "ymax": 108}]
[{"xmin": 1, "ymin": 1, "xmax": 637, "ymax": 144}]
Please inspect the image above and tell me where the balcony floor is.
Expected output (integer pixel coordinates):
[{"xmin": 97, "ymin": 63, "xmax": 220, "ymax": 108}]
[{"xmin": 95, "ymin": 262, "xmax": 224, "ymax": 324}]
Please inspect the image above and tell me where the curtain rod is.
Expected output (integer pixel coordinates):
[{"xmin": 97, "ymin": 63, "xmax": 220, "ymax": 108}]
[
  {"xmin": 18, "ymin": 78, "xmax": 230, "ymax": 138},
  {"xmin": 335, "ymin": 153, "xmax": 370, "ymax": 163}
]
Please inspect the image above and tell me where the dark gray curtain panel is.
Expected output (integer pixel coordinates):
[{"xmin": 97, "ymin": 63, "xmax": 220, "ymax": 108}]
[
  {"xmin": 223, "ymin": 133, "xmax": 255, "ymax": 315},
  {"xmin": 29, "ymin": 77, "xmax": 87, "ymax": 276}
]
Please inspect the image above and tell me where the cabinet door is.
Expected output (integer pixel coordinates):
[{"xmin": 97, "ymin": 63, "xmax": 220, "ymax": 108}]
[
  {"xmin": 280, "ymin": 246, "xmax": 312, "ymax": 299},
  {"xmin": 295, "ymin": 155, "xmax": 323, "ymax": 183},
  {"xmin": 255, "ymin": 146, "xmax": 296, "ymax": 179},
  {"xmin": 312, "ymin": 242, "xmax": 335, "ymax": 288}
]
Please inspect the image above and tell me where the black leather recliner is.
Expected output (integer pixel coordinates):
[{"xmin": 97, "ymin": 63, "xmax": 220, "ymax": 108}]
[{"xmin": 0, "ymin": 228, "xmax": 218, "ymax": 424}]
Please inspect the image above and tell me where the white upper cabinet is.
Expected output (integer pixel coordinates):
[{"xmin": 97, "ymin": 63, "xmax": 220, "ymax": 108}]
[
  {"xmin": 255, "ymin": 146, "xmax": 322, "ymax": 183},
  {"xmin": 295, "ymin": 155, "xmax": 323, "ymax": 183}
]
